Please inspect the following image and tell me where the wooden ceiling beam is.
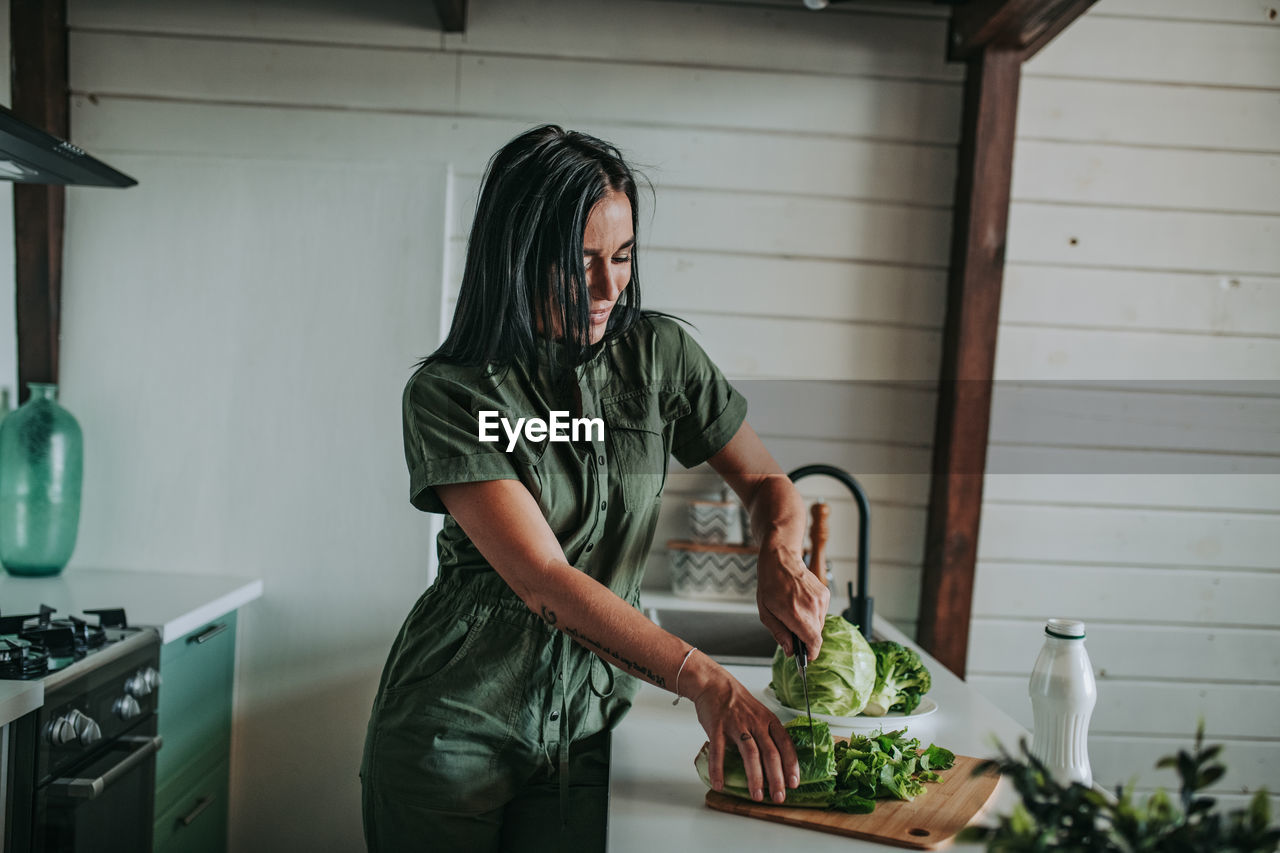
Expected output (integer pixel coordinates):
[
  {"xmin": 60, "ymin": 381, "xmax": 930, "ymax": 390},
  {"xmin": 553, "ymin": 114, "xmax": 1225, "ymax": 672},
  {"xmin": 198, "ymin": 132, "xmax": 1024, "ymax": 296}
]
[
  {"xmin": 433, "ymin": 0, "xmax": 468, "ymax": 33},
  {"xmin": 915, "ymin": 46, "xmax": 1022, "ymax": 678},
  {"xmin": 913, "ymin": 0, "xmax": 1098, "ymax": 678},
  {"xmin": 949, "ymin": 0, "xmax": 1098, "ymax": 61},
  {"xmin": 10, "ymin": 0, "xmax": 69, "ymax": 403}
]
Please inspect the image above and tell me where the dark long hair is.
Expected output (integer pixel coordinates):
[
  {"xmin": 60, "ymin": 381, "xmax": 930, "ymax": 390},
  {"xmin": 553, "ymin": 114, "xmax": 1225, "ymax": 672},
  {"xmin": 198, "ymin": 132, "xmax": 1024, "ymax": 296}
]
[{"xmin": 427, "ymin": 124, "xmax": 651, "ymax": 368}]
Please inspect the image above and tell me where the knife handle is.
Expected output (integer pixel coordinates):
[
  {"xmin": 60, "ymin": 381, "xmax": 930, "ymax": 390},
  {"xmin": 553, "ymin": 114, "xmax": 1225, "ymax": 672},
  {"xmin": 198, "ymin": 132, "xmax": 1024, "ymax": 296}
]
[{"xmin": 792, "ymin": 633, "xmax": 808, "ymax": 669}]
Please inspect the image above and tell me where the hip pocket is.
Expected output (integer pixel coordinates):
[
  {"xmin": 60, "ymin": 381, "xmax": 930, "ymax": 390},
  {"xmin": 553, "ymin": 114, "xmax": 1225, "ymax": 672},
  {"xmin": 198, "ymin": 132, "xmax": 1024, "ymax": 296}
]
[{"xmin": 381, "ymin": 610, "xmax": 480, "ymax": 696}]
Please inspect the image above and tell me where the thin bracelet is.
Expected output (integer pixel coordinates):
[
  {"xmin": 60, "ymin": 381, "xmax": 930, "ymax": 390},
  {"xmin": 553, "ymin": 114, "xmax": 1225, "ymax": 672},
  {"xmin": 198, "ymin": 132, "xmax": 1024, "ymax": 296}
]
[{"xmin": 671, "ymin": 647, "xmax": 697, "ymax": 706}]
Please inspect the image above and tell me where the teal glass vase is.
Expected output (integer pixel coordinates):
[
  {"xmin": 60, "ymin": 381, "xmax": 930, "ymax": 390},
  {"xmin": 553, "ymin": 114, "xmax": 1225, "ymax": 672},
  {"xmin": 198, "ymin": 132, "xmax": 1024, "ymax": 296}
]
[{"xmin": 0, "ymin": 383, "xmax": 84, "ymax": 576}]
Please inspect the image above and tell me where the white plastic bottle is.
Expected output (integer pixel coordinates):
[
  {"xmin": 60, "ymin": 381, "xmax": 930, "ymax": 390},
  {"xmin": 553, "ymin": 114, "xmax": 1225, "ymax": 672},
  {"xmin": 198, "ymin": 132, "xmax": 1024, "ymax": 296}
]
[{"xmin": 1028, "ymin": 618, "xmax": 1097, "ymax": 787}]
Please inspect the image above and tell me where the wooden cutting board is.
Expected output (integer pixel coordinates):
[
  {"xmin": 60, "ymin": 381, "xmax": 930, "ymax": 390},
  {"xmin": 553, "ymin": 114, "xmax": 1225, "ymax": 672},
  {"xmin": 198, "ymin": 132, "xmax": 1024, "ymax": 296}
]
[{"xmin": 704, "ymin": 752, "xmax": 1000, "ymax": 849}]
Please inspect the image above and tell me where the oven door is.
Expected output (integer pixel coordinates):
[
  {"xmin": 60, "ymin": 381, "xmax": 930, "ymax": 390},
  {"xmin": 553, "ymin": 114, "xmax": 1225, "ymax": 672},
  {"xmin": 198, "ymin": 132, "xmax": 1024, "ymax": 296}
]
[
  {"xmin": 3, "ymin": 711, "xmax": 38, "ymax": 853},
  {"xmin": 36, "ymin": 726, "xmax": 161, "ymax": 853}
]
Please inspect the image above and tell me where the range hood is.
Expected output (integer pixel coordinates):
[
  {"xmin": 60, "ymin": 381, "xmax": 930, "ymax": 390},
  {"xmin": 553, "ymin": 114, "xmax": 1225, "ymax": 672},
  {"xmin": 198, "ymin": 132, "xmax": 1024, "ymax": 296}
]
[{"xmin": 0, "ymin": 104, "xmax": 136, "ymax": 187}]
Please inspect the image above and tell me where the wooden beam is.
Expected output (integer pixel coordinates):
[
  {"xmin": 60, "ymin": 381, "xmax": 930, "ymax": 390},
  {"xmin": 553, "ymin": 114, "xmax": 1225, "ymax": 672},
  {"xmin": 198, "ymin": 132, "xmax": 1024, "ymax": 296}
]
[
  {"xmin": 1018, "ymin": 0, "xmax": 1098, "ymax": 59},
  {"xmin": 10, "ymin": 0, "xmax": 68, "ymax": 404},
  {"xmin": 433, "ymin": 0, "xmax": 467, "ymax": 33},
  {"xmin": 949, "ymin": 0, "xmax": 1098, "ymax": 61},
  {"xmin": 915, "ymin": 47, "xmax": 1022, "ymax": 678}
]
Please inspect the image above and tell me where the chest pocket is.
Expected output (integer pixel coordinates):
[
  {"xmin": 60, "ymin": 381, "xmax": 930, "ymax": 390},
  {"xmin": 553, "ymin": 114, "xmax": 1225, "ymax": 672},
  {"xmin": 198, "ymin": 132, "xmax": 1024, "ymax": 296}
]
[
  {"xmin": 602, "ymin": 390, "xmax": 691, "ymax": 512},
  {"xmin": 470, "ymin": 392, "xmax": 549, "ymax": 494}
]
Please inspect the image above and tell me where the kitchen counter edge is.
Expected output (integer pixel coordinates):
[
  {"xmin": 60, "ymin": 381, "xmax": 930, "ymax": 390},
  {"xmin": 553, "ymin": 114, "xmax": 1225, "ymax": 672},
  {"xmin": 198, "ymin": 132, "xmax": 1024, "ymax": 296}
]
[{"xmin": 0, "ymin": 567, "xmax": 263, "ymax": 647}]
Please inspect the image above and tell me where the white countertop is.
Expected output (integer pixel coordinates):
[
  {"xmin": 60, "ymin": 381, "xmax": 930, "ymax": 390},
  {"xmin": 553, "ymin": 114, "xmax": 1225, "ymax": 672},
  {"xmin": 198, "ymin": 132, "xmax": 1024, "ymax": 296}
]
[
  {"xmin": 608, "ymin": 616, "xmax": 1028, "ymax": 851},
  {"xmin": 0, "ymin": 680, "xmax": 42, "ymax": 729},
  {"xmin": 0, "ymin": 568, "xmax": 263, "ymax": 725},
  {"xmin": 0, "ymin": 568, "xmax": 263, "ymax": 644}
]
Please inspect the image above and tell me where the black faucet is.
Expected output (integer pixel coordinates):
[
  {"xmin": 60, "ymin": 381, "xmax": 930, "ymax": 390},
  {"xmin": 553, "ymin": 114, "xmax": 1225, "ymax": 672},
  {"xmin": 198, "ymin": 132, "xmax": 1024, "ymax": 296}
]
[{"xmin": 788, "ymin": 464, "xmax": 874, "ymax": 640}]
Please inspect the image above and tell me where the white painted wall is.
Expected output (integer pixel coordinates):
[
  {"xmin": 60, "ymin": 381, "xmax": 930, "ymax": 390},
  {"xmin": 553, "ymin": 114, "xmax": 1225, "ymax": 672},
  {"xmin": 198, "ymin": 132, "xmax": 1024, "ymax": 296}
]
[
  {"xmin": 967, "ymin": 0, "xmax": 1280, "ymax": 811},
  {"xmin": 59, "ymin": 0, "xmax": 955, "ymax": 848}
]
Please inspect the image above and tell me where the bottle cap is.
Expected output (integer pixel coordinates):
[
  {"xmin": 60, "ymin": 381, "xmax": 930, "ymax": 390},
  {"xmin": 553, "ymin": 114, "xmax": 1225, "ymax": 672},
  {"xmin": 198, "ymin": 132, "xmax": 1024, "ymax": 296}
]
[{"xmin": 1045, "ymin": 618, "xmax": 1085, "ymax": 639}]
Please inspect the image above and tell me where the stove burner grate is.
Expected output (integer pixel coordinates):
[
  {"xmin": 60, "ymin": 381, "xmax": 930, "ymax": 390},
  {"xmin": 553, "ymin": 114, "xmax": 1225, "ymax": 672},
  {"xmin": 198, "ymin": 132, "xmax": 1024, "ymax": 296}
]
[
  {"xmin": 0, "ymin": 604, "xmax": 128, "ymax": 680},
  {"xmin": 0, "ymin": 637, "xmax": 50, "ymax": 679}
]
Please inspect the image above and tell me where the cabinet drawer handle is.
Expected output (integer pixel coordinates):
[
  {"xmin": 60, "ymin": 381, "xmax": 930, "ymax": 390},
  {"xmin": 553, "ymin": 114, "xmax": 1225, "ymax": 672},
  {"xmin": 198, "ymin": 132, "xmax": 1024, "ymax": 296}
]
[
  {"xmin": 189, "ymin": 623, "xmax": 229, "ymax": 645},
  {"xmin": 179, "ymin": 793, "xmax": 216, "ymax": 827}
]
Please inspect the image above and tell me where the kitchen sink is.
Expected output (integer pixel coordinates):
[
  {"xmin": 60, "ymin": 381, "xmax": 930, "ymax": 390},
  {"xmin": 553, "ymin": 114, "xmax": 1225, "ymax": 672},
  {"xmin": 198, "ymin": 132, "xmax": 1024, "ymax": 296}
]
[{"xmin": 645, "ymin": 607, "xmax": 778, "ymax": 665}]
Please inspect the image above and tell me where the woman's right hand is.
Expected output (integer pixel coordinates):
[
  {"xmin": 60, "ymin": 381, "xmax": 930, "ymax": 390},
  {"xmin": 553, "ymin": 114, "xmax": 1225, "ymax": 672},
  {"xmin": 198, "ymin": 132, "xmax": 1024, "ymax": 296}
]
[{"xmin": 686, "ymin": 655, "xmax": 799, "ymax": 805}]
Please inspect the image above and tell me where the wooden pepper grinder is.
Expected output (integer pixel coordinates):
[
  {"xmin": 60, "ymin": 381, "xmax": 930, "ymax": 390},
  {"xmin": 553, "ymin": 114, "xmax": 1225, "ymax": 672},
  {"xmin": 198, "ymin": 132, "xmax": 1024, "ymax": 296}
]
[{"xmin": 808, "ymin": 501, "xmax": 830, "ymax": 588}]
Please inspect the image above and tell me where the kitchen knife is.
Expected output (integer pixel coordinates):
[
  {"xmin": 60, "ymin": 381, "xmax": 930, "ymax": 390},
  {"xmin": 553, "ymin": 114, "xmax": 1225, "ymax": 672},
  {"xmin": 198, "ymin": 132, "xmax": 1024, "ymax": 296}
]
[{"xmin": 791, "ymin": 632, "xmax": 816, "ymax": 745}]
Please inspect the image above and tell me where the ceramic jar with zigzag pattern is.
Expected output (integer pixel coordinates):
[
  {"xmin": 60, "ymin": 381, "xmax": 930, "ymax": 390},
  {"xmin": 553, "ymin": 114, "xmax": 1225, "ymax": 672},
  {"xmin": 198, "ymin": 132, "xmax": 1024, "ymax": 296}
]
[
  {"xmin": 687, "ymin": 499, "xmax": 744, "ymax": 545},
  {"xmin": 666, "ymin": 539, "xmax": 757, "ymax": 600}
]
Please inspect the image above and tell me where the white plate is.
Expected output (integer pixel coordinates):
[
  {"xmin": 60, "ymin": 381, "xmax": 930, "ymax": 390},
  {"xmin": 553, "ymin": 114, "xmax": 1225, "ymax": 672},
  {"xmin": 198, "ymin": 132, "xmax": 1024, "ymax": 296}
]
[{"xmin": 758, "ymin": 686, "xmax": 938, "ymax": 731}]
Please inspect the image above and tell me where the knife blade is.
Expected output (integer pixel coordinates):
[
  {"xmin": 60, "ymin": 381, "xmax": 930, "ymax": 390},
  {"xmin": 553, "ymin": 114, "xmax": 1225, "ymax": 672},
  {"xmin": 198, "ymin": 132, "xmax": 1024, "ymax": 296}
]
[{"xmin": 792, "ymin": 632, "xmax": 815, "ymax": 745}]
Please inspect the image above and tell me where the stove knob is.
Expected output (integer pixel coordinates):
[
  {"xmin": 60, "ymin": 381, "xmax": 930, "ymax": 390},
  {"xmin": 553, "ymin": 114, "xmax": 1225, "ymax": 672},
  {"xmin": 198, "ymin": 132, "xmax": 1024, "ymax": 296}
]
[
  {"xmin": 142, "ymin": 667, "xmax": 162, "ymax": 691},
  {"xmin": 68, "ymin": 709, "xmax": 102, "ymax": 747},
  {"xmin": 113, "ymin": 695, "xmax": 142, "ymax": 721},
  {"xmin": 79, "ymin": 719, "xmax": 102, "ymax": 746},
  {"xmin": 125, "ymin": 672, "xmax": 152, "ymax": 698},
  {"xmin": 44, "ymin": 715, "xmax": 78, "ymax": 746}
]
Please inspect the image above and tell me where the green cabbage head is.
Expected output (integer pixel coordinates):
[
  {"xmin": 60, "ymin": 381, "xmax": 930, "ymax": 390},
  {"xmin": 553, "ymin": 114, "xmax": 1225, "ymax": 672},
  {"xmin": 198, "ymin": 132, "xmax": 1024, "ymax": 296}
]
[
  {"xmin": 770, "ymin": 614, "xmax": 876, "ymax": 716},
  {"xmin": 695, "ymin": 716, "xmax": 837, "ymax": 806}
]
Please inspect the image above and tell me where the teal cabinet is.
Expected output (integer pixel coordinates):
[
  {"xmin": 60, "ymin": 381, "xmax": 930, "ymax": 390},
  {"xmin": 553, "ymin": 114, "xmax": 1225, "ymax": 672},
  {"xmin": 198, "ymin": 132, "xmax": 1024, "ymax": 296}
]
[
  {"xmin": 154, "ymin": 758, "xmax": 231, "ymax": 853},
  {"xmin": 154, "ymin": 612, "xmax": 238, "ymax": 853}
]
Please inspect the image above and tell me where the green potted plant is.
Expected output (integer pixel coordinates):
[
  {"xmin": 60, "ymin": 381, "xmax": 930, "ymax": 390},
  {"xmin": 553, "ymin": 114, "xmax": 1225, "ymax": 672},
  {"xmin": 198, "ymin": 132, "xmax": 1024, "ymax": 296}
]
[{"xmin": 962, "ymin": 722, "xmax": 1278, "ymax": 852}]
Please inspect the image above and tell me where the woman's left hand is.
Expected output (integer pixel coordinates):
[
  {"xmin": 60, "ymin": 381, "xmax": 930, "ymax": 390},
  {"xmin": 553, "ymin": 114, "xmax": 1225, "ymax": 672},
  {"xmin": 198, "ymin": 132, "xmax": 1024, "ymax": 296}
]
[{"xmin": 687, "ymin": 658, "xmax": 801, "ymax": 804}]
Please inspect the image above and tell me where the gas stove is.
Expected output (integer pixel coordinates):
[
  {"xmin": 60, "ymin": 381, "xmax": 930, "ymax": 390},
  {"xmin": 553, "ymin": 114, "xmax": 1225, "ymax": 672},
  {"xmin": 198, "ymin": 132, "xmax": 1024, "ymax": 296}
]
[
  {"xmin": 0, "ymin": 605, "xmax": 141, "ymax": 680},
  {"xmin": 1, "ymin": 605, "xmax": 162, "ymax": 853}
]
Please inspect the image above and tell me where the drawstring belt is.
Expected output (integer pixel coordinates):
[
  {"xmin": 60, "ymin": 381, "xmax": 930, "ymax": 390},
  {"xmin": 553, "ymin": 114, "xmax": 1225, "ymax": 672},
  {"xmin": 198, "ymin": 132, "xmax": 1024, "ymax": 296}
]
[
  {"xmin": 557, "ymin": 632, "xmax": 571, "ymax": 850},
  {"xmin": 549, "ymin": 590, "xmax": 632, "ymax": 848}
]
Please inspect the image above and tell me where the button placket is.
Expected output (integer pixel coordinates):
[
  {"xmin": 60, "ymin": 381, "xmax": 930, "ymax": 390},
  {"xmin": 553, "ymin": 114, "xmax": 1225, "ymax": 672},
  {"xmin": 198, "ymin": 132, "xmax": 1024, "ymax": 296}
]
[
  {"xmin": 541, "ymin": 634, "xmax": 569, "ymax": 774},
  {"xmin": 580, "ymin": 371, "xmax": 607, "ymax": 552}
]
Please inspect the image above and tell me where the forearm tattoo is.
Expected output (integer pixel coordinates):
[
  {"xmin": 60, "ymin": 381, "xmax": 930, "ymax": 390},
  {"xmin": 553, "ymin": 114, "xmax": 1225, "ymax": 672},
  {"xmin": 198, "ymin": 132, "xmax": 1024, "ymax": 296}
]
[{"xmin": 538, "ymin": 604, "xmax": 667, "ymax": 687}]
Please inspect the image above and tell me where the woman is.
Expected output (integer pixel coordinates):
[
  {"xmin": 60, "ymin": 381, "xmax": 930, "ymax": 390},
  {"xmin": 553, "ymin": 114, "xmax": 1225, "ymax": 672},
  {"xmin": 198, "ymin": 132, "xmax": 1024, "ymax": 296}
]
[{"xmin": 361, "ymin": 124, "xmax": 829, "ymax": 852}]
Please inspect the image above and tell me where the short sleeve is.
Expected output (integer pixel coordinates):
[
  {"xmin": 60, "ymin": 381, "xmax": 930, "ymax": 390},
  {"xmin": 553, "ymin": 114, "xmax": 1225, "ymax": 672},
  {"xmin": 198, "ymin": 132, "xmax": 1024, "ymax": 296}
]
[
  {"xmin": 667, "ymin": 324, "xmax": 748, "ymax": 469},
  {"xmin": 402, "ymin": 369, "xmax": 521, "ymax": 514}
]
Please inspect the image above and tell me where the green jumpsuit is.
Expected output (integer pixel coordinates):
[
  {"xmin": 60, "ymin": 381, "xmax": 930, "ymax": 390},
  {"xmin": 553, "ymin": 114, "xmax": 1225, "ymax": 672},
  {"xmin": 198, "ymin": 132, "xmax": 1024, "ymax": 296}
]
[{"xmin": 361, "ymin": 315, "xmax": 747, "ymax": 852}]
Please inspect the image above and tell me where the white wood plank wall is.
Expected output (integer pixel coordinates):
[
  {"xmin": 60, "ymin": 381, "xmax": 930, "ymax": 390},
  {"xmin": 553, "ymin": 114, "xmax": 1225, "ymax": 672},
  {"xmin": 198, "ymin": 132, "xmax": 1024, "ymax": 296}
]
[
  {"xmin": 61, "ymin": 0, "xmax": 959, "ymax": 847},
  {"xmin": 967, "ymin": 0, "xmax": 1280, "ymax": 813}
]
